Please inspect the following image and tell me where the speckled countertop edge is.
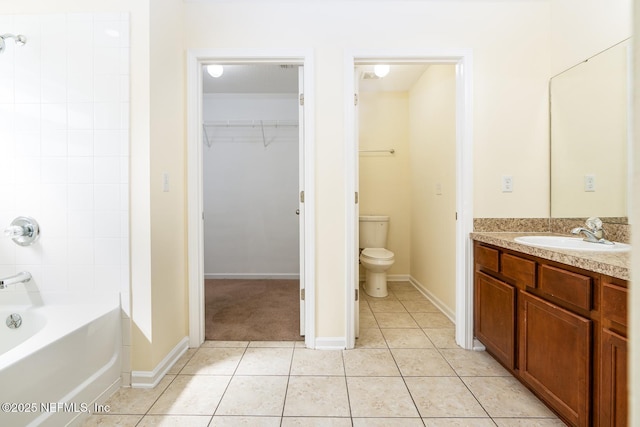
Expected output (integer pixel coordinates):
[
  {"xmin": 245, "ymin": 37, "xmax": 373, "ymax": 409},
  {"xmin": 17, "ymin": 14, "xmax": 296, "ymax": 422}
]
[{"xmin": 470, "ymin": 232, "xmax": 630, "ymax": 281}]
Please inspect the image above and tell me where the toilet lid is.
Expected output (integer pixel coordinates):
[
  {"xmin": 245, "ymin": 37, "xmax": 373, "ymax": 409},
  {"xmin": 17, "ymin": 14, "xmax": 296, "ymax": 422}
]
[{"xmin": 361, "ymin": 248, "xmax": 394, "ymax": 260}]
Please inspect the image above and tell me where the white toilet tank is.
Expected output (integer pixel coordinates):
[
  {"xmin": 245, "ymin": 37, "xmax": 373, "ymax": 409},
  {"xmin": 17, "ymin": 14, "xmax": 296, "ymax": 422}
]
[{"xmin": 359, "ymin": 215, "xmax": 389, "ymax": 248}]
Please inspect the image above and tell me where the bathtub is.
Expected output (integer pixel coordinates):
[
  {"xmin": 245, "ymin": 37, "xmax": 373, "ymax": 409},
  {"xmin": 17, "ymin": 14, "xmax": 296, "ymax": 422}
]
[{"xmin": 0, "ymin": 292, "xmax": 121, "ymax": 427}]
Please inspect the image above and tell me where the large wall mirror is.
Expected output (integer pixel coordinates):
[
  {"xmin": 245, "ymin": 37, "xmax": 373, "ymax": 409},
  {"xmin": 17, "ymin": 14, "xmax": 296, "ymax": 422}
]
[{"xmin": 550, "ymin": 38, "xmax": 631, "ymax": 223}]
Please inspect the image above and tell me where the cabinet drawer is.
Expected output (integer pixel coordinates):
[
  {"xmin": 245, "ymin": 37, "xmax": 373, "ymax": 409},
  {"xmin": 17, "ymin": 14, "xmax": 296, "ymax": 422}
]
[
  {"xmin": 539, "ymin": 264, "xmax": 593, "ymax": 311},
  {"xmin": 602, "ymin": 283, "xmax": 627, "ymax": 332},
  {"xmin": 475, "ymin": 244, "xmax": 499, "ymax": 272},
  {"xmin": 501, "ymin": 253, "xmax": 535, "ymax": 288}
]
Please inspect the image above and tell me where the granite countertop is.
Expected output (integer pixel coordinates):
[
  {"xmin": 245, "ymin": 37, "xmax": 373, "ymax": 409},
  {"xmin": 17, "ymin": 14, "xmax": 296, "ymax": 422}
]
[{"xmin": 470, "ymin": 232, "xmax": 630, "ymax": 281}]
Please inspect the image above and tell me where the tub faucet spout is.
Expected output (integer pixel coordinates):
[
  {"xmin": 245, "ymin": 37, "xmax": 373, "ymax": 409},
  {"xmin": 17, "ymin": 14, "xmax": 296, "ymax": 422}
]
[{"xmin": 0, "ymin": 271, "xmax": 32, "ymax": 289}]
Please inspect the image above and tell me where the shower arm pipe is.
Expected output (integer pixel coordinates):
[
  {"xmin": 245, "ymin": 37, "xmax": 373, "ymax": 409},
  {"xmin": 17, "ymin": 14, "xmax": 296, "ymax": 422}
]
[{"xmin": 359, "ymin": 148, "xmax": 395, "ymax": 154}]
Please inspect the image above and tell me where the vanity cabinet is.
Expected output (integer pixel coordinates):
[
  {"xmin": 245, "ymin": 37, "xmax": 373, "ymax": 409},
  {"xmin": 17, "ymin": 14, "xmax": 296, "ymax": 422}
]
[
  {"xmin": 473, "ymin": 241, "xmax": 628, "ymax": 427},
  {"xmin": 600, "ymin": 276, "xmax": 628, "ymax": 427}
]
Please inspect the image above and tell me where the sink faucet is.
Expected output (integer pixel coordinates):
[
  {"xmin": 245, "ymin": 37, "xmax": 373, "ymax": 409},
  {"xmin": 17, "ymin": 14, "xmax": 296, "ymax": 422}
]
[
  {"xmin": 0, "ymin": 271, "xmax": 32, "ymax": 289},
  {"xmin": 571, "ymin": 217, "xmax": 613, "ymax": 245}
]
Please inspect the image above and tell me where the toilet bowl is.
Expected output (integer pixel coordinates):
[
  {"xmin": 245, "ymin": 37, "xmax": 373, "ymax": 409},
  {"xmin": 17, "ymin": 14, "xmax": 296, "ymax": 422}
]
[{"xmin": 360, "ymin": 247, "xmax": 395, "ymax": 297}]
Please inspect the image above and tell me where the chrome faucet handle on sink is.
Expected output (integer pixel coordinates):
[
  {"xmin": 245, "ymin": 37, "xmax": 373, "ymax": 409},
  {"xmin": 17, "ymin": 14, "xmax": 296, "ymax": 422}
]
[{"xmin": 571, "ymin": 217, "xmax": 612, "ymax": 244}]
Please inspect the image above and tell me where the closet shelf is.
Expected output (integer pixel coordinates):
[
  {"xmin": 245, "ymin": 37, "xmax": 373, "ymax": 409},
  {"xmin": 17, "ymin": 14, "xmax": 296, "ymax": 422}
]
[{"xmin": 203, "ymin": 120, "xmax": 299, "ymax": 148}]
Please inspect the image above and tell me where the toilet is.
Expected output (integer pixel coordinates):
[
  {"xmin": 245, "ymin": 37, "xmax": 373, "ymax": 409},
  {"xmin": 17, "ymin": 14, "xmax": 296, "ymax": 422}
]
[{"xmin": 359, "ymin": 215, "xmax": 395, "ymax": 297}]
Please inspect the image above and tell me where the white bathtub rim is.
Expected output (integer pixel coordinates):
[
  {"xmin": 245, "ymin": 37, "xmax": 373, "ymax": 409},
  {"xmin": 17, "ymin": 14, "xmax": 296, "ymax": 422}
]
[{"xmin": 0, "ymin": 293, "xmax": 121, "ymax": 371}]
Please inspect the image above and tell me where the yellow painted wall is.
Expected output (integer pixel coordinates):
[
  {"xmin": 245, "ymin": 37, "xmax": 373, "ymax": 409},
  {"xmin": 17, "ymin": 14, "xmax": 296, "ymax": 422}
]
[
  {"xmin": 358, "ymin": 91, "xmax": 411, "ymax": 276},
  {"xmin": 409, "ymin": 65, "xmax": 457, "ymax": 313}
]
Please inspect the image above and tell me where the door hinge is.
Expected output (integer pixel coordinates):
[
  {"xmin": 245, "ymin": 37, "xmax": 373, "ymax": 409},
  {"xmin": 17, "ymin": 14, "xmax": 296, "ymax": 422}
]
[
  {"xmin": 355, "ymin": 289, "xmax": 359, "ymax": 301},
  {"xmin": 299, "ymin": 93, "xmax": 304, "ymax": 106},
  {"xmin": 354, "ymin": 93, "xmax": 358, "ymax": 106},
  {"xmin": 300, "ymin": 190, "xmax": 305, "ymax": 203},
  {"xmin": 300, "ymin": 289, "xmax": 305, "ymax": 300},
  {"xmin": 455, "ymin": 212, "xmax": 458, "ymax": 220},
  {"xmin": 355, "ymin": 192, "xmax": 359, "ymax": 204}
]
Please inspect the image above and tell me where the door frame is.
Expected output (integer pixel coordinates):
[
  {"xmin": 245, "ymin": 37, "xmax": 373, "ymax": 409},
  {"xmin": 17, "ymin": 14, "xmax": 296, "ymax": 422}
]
[
  {"xmin": 344, "ymin": 49, "xmax": 474, "ymax": 349},
  {"xmin": 186, "ymin": 48, "xmax": 316, "ymax": 348}
]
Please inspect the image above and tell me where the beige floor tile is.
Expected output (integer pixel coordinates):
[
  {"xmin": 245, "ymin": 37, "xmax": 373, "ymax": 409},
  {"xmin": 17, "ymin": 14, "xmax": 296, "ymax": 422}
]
[
  {"xmin": 281, "ymin": 417, "xmax": 352, "ymax": 427},
  {"xmin": 493, "ymin": 419, "xmax": 565, "ymax": 427},
  {"xmin": 412, "ymin": 312, "xmax": 454, "ymax": 328},
  {"xmin": 387, "ymin": 281, "xmax": 416, "ymax": 291},
  {"xmin": 374, "ymin": 312, "xmax": 419, "ymax": 328},
  {"xmin": 423, "ymin": 328, "xmax": 459, "ymax": 348},
  {"xmin": 392, "ymin": 289, "xmax": 425, "ymax": 301},
  {"xmin": 215, "ymin": 376, "xmax": 288, "ymax": 416},
  {"xmin": 401, "ymin": 299, "xmax": 440, "ymax": 312},
  {"xmin": 248, "ymin": 341, "xmax": 297, "ymax": 348},
  {"xmin": 440, "ymin": 348, "xmax": 510, "ymax": 376},
  {"xmin": 294, "ymin": 341, "xmax": 307, "ymax": 348},
  {"xmin": 405, "ymin": 377, "xmax": 487, "ymax": 418},
  {"xmin": 137, "ymin": 415, "xmax": 213, "ymax": 426},
  {"xmin": 361, "ymin": 290, "xmax": 398, "ymax": 301},
  {"xmin": 463, "ymin": 377, "xmax": 556, "ymax": 418},
  {"xmin": 347, "ymin": 377, "xmax": 420, "ymax": 418},
  {"xmin": 201, "ymin": 341, "xmax": 249, "ymax": 348},
  {"xmin": 235, "ymin": 347, "xmax": 293, "ymax": 375},
  {"xmin": 167, "ymin": 348, "xmax": 197, "ymax": 374},
  {"xmin": 343, "ymin": 348, "xmax": 400, "ymax": 376},
  {"xmin": 391, "ymin": 348, "xmax": 457, "ymax": 376},
  {"xmin": 180, "ymin": 347, "xmax": 245, "ymax": 375},
  {"xmin": 423, "ymin": 418, "xmax": 497, "ymax": 426},
  {"xmin": 359, "ymin": 301, "xmax": 373, "ymax": 313},
  {"xmin": 290, "ymin": 348, "xmax": 345, "ymax": 376},
  {"xmin": 106, "ymin": 375, "xmax": 175, "ymax": 414},
  {"xmin": 148, "ymin": 375, "xmax": 231, "ymax": 415},
  {"xmin": 368, "ymin": 299, "xmax": 408, "ymax": 313},
  {"xmin": 283, "ymin": 376, "xmax": 350, "ymax": 417},
  {"xmin": 81, "ymin": 414, "xmax": 143, "ymax": 426},
  {"xmin": 353, "ymin": 418, "xmax": 424, "ymax": 426},
  {"xmin": 382, "ymin": 328, "xmax": 434, "ymax": 348},
  {"xmin": 355, "ymin": 327, "xmax": 388, "ymax": 348},
  {"xmin": 210, "ymin": 416, "xmax": 281, "ymax": 426},
  {"xmin": 359, "ymin": 310, "xmax": 379, "ymax": 328}
]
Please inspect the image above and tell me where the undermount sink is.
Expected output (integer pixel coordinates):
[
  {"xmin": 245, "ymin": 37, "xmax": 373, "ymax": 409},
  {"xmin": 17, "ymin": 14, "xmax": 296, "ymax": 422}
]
[{"xmin": 514, "ymin": 235, "xmax": 631, "ymax": 252}]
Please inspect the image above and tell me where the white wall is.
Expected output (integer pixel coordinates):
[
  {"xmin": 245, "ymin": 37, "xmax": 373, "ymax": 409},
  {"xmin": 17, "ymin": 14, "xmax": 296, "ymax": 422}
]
[
  {"xmin": 0, "ymin": 11, "xmax": 130, "ymax": 374},
  {"xmin": 409, "ymin": 65, "xmax": 457, "ymax": 315},
  {"xmin": 203, "ymin": 94, "xmax": 299, "ymax": 278},
  {"xmin": 185, "ymin": 0, "xmax": 551, "ymax": 338},
  {"xmin": 0, "ymin": 13, "xmax": 129, "ymax": 299},
  {"xmin": 550, "ymin": 0, "xmax": 632, "ymax": 74},
  {"xmin": 358, "ymin": 91, "xmax": 411, "ymax": 276}
]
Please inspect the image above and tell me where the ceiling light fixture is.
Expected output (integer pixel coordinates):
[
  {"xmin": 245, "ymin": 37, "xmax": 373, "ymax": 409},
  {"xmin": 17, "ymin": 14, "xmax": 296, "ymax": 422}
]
[
  {"xmin": 373, "ymin": 64, "xmax": 390, "ymax": 78},
  {"xmin": 206, "ymin": 64, "xmax": 224, "ymax": 78}
]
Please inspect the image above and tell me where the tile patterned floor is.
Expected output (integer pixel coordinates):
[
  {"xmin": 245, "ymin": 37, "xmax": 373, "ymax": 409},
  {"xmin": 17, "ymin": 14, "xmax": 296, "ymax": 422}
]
[{"xmin": 83, "ymin": 282, "xmax": 566, "ymax": 427}]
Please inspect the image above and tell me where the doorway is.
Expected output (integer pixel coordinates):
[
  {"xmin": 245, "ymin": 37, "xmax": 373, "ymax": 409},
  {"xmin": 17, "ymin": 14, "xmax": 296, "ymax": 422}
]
[
  {"xmin": 202, "ymin": 64, "xmax": 302, "ymax": 341},
  {"xmin": 344, "ymin": 51, "xmax": 474, "ymax": 350},
  {"xmin": 187, "ymin": 50, "xmax": 316, "ymax": 349}
]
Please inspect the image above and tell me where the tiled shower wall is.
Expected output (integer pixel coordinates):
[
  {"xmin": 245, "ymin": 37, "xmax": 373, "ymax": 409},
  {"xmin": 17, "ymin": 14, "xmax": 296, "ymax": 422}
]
[{"xmin": 0, "ymin": 13, "xmax": 130, "ymax": 379}]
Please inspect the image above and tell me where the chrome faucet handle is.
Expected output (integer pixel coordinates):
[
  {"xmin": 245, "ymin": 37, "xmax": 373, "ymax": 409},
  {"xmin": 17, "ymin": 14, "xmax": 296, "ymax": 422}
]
[
  {"xmin": 4, "ymin": 217, "xmax": 40, "ymax": 246},
  {"xmin": 585, "ymin": 217, "xmax": 603, "ymax": 232},
  {"xmin": 584, "ymin": 217, "xmax": 605, "ymax": 239},
  {"xmin": 3, "ymin": 225, "xmax": 27, "ymax": 237}
]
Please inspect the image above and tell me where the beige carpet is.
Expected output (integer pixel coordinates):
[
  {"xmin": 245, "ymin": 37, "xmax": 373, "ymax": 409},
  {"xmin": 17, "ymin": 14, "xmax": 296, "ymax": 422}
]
[{"xmin": 205, "ymin": 279, "xmax": 303, "ymax": 341}]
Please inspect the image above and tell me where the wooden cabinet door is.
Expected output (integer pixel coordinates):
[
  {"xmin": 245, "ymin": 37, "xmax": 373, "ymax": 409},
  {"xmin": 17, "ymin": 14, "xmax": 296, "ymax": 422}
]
[
  {"xmin": 600, "ymin": 329, "xmax": 628, "ymax": 426},
  {"xmin": 475, "ymin": 271, "xmax": 516, "ymax": 370},
  {"xmin": 519, "ymin": 291, "xmax": 591, "ymax": 427}
]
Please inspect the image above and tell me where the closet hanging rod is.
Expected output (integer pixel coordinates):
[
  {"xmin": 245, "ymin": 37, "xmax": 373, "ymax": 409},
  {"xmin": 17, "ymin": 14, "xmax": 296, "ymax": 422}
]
[
  {"xmin": 359, "ymin": 148, "xmax": 395, "ymax": 154},
  {"xmin": 203, "ymin": 120, "xmax": 298, "ymax": 128}
]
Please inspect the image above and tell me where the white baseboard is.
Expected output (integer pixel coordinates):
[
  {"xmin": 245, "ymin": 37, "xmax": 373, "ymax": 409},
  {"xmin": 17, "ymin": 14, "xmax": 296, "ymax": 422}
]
[
  {"xmin": 131, "ymin": 337, "xmax": 189, "ymax": 388},
  {"xmin": 409, "ymin": 276, "xmax": 456, "ymax": 323},
  {"xmin": 358, "ymin": 274, "xmax": 410, "ymax": 282},
  {"xmin": 314, "ymin": 337, "xmax": 346, "ymax": 350},
  {"xmin": 205, "ymin": 273, "xmax": 300, "ymax": 280}
]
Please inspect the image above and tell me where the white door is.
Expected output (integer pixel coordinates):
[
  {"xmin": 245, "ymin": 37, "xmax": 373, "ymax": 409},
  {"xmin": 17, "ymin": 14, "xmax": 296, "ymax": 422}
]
[
  {"xmin": 353, "ymin": 67, "xmax": 360, "ymax": 338},
  {"xmin": 298, "ymin": 65, "xmax": 305, "ymax": 336}
]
